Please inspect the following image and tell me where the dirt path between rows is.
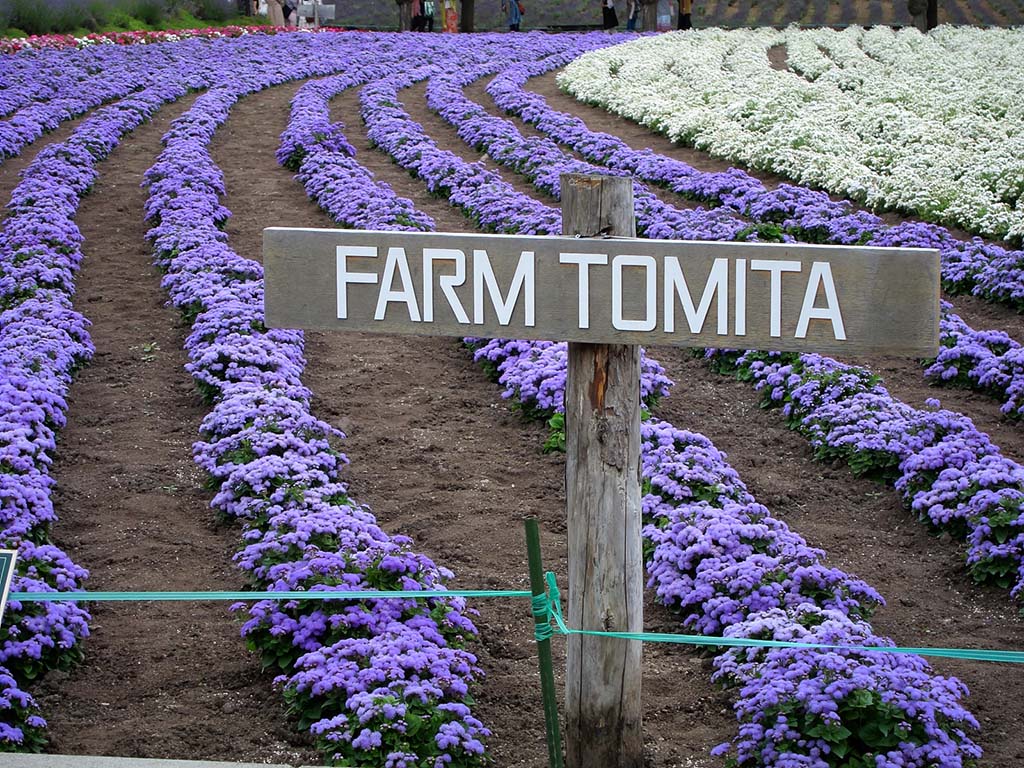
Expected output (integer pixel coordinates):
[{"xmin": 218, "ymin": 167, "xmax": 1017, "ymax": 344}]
[
  {"xmin": 31, "ymin": 95, "xmax": 317, "ymax": 763},
  {"xmin": 211, "ymin": 78, "xmax": 737, "ymax": 767}
]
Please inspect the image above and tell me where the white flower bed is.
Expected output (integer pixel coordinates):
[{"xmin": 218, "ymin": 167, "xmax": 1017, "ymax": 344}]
[{"xmin": 559, "ymin": 25, "xmax": 1024, "ymax": 242}]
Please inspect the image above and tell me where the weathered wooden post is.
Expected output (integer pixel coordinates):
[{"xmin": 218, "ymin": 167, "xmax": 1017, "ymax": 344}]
[{"xmin": 560, "ymin": 174, "xmax": 644, "ymax": 768}]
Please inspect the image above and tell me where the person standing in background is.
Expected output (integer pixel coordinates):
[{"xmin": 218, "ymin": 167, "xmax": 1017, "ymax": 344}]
[
  {"xmin": 678, "ymin": 0, "xmax": 692, "ymax": 29},
  {"xmin": 602, "ymin": 0, "xmax": 618, "ymax": 29},
  {"xmin": 501, "ymin": 0, "xmax": 522, "ymax": 31},
  {"xmin": 266, "ymin": 0, "xmax": 285, "ymax": 25},
  {"xmin": 443, "ymin": 0, "xmax": 458, "ymax": 31},
  {"xmin": 626, "ymin": 0, "xmax": 639, "ymax": 30}
]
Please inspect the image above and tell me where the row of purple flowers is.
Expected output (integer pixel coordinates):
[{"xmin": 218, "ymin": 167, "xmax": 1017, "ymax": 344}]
[
  {"xmin": 703, "ymin": 347, "xmax": 1024, "ymax": 602},
  {"xmin": 284, "ymin": 38, "xmax": 982, "ymax": 766},
  {"xmin": 928, "ymin": 302, "xmax": 1024, "ymax": 418},
  {"xmin": 141, "ymin": 33, "xmax": 529, "ymax": 768},
  {"xmin": 0, "ymin": 59, "xmax": 209, "ymax": 749}
]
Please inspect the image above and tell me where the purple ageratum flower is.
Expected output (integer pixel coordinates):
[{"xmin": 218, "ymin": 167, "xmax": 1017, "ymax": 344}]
[
  {"xmin": 291, "ymin": 624, "xmax": 487, "ymax": 763},
  {"xmin": 1, "ymin": 574, "xmax": 89, "ymax": 680},
  {"xmin": 0, "ymin": 662, "xmax": 46, "ymax": 750},
  {"xmin": 712, "ymin": 606, "xmax": 981, "ymax": 768},
  {"xmin": 468, "ymin": 338, "xmax": 672, "ymax": 418}
]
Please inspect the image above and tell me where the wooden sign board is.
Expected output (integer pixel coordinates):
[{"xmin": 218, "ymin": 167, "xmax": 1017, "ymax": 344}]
[
  {"xmin": 0, "ymin": 550, "xmax": 16, "ymax": 630},
  {"xmin": 264, "ymin": 228, "xmax": 939, "ymax": 356}
]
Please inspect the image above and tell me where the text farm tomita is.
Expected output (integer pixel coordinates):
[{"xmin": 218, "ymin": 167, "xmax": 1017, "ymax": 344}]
[{"xmin": 264, "ymin": 228, "xmax": 940, "ymax": 356}]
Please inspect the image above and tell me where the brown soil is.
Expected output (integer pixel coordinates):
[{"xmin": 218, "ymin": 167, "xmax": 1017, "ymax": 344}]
[
  {"xmin": 30, "ymin": 96, "xmax": 317, "ymax": 763},
  {"xmin": 17, "ymin": 64, "xmax": 1024, "ymax": 768},
  {"xmin": 766, "ymin": 44, "xmax": 789, "ymax": 71}
]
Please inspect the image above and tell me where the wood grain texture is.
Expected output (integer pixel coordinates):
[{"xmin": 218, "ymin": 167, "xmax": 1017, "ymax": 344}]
[
  {"xmin": 562, "ymin": 174, "xmax": 644, "ymax": 768},
  {"xmin": 263, "ymin": 229, "xmax": 940, "ymax": 357}
]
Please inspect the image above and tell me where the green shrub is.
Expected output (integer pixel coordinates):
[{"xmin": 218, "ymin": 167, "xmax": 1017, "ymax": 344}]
[
  {"xmin": 193, "ymin": 0, "xmax": 232, "ymax": 21},
  {"xmin": 3, "ymin": 0, "xmax": 86, "ymax": 35},
  {"xmin": 130, "ymin": 0, "xmax": 167, "ymax": 25}
]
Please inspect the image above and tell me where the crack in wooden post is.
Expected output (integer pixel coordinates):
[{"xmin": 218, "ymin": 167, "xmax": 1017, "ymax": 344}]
[{"xmin": 590, "ymin": 346, "xmax": 607, "ymax": 411}]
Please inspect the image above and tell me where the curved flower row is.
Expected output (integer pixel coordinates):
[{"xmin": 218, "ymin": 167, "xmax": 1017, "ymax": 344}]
[
  {"xmin": 483, "ymin": 43, "xmax": 1024, "ymax": 312},
  {"xmin": 0, "ymin": 25, "xmax": 309, "ymax": 55},
  {"xmin": 0, "ymin": 71, "xmax": 207, "ymax": 748},
  {"xmin": 425, "ymin": 59, "xmax": 761, "ymax": 244},
  {"xmin": 704, "ymin": 348, "xmax": 1024, "ymax": 601},
  {"xmin": 279, "ymin": 73, "xmax": 434, "ymax": 233},
  {"xmin": 141, "ymin": 34, "xmax": 520, "ymax": 767},
  {"xmin": 0, "ymin": 44, "xmax": 160, "ymax": 162},
  {"xmin": 287, "ymin": 56, "xmax": 981, "ymax": 767},
  {"xmin": 927, "ymin": 303, "xmax": 1024, "ymax": 418},
  {"xmin": 558, "ymin": 26, "xmax": 1024, "ymax": 243}
]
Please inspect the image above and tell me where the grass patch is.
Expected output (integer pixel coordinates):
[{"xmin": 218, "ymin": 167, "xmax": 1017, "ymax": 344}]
[{"xmin": 0, "ymin": 0, "xmax": 265, "ymax": 37}]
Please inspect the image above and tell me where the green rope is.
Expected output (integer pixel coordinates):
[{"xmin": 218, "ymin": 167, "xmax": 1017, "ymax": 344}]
[
  {"xmin": 9, "ymin": 588, "xmax": 532, "ymax": 602},
  {"xmin": 532, "ymin": 593, "xmax": 554, "ymax": 641},
  {"xmin": 534, "ymin": 571, "xmax": 1024, "ymax": 665},
  {"xmin": 11, "ymin": 576, "xmax": 1024, "ymax": 664}
]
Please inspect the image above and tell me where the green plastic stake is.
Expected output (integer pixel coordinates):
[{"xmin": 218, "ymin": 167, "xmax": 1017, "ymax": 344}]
[{"xmin": 525, "ymin": 517, "xmax": 564, "ymax": 768}]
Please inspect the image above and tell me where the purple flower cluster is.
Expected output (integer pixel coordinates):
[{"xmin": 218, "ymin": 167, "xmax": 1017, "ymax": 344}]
[
  {"xmin": 487, "ymin": 55, "xmax": 1024, "ymax": 311},
  {"xmin": 642, "ymin": 423, "xmax": 979, "ymax": 767},
  {"xmin": 926, "ymin": 301, "xmax": 1024, "ymax": 417},
  {"xmin": 142, "ymin": 37, "xmax": 495, "ymax": 766},
  {"xmin": 281, "ymin": 72, "xmax": 434, "ymax": 233},
  {"xmin": 281, "ymin": 55, "xmax": 675, "ymax": 441},
  {"xmin": 711, "ymin": 605, "xmax": 980, "ymax": 767},
  {"xmin": 0, "ymin": 70, "xmax": 206, "ymax": 748},
  {"xmin": 469, "ymin": 337, "xmax": 672, "ymax": 422},
  {"xmin": 709, "ymin": 348, "xmax": 1024, "ymax": 600}
]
